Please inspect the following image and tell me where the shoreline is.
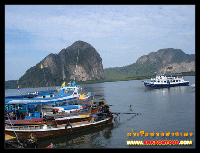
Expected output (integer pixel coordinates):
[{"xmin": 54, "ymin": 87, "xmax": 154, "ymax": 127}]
[{"xmin": 5, "ymin": 71, "xmax": 195, "ymax": 89}]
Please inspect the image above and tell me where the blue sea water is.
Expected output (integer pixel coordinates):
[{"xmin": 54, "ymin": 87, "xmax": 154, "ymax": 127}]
[{"xmin": 5, "ymin": 76, "xmax": 195, "ymax": 148}]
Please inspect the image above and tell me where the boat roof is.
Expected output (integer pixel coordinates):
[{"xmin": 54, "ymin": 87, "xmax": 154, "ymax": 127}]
[
  {"xmin": 5, "ymin": 94, "xmax": 76, "ymax": 105},
  {"xmin": 55, "ymin": 114, "xmax": 89, "ymax": 120}
]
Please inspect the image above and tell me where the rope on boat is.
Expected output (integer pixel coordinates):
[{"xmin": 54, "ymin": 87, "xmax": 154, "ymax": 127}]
[
  {"xmin": 111, "ymin": 112, "xmax": 141, "ymax": 115},
  {"xmin": 7, "ymin": 115, "xmax": 22, "ymax": 146},
  {"xmin": 121, "ymin": 113, "xmax": 141, "ymax": 115}
]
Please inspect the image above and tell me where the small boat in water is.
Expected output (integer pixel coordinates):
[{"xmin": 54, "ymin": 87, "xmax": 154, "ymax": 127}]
[
  {"xmin": 5, "ymin": 103, "xmax": 113, "ymax": 140},
  {"xmin": 56, "ymin": 81, "xmax": 82, "ymax": 91},
  {"xmin": 5, "ymin": 87, "xmax": 81, "ymax": 125},
  {"xmin": 142, "ymin": 74, "xmax": 189, "ymax": 88},
  {"xmin": 5, "ymin": 115, "xmax": 112, "ymax": 140},
  {"xmin": 5, "ymin": 87, "xmax": 79, "ymax": 105}
]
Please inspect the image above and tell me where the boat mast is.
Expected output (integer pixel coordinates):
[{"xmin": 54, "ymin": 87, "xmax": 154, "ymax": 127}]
[
  {"xmin": 41, "ymin": 64, "xmax": 48, "ymax": 90},
  {"xmin": 74, "ymin": 49, "xmax": 79, "ymax": 81}
]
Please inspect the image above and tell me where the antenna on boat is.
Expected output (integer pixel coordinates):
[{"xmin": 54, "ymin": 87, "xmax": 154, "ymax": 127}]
[
  {"xmin": 161, "ymin": 69, "xmax": 164, "ymax": 75},
  {"xmin": 77, "ymin": 49, "xmax": 79, "ymax": 63},
  {"xmin": 74, "ymin": 49, "xmax": 79, "ymax": 81}
]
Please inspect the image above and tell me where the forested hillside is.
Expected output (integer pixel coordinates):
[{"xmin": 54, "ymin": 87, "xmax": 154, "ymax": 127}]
[{"xmin": 104, "ymin": 48, "xmax": 195, "ymax": 80}]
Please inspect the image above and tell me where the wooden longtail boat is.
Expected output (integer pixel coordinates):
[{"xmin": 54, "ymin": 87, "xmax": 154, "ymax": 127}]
[
  {"xmin": 5, "ymin": 115, "xmax": 113, "ymax": 140},
  {"xmin": 5, "ymin": 118, "xmax": 44, "ymax": 125}
]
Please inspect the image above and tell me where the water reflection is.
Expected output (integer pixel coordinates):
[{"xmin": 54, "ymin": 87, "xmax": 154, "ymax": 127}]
[
  {"xmin": 144, "ymin": 86, "xmax": 191, "ymax": 95},
  {"xmin": 38, "ymin": 122, "xmax": 114, "ymax": 148},
  {"xmin": 143, "ymin": 86, "xmax": 192, "ymax": 114}
]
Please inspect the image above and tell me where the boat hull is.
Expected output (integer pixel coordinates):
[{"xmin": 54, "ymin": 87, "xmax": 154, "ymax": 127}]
[
  {"xmin": 5, "ymin": 118, "xmax": 44, "ymax": 125},
  {"xmin": 5, "ymin": 117, "xmax": 112, "ymax": 140},
  {"xmin": 144, "ymin": 82, "xmax": 189, "ymax": 88}
]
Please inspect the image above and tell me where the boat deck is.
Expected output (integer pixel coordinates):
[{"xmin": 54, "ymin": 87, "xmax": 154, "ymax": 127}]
[
  {"xmin": 56, "ymin": 120, "xmax": 90, "ymax": 128},
  {"xmin": 5, "ymin": 117, "xmax": 112, "ymax": 140},
  {"xmin": 5, "ymin": 117, "xmax": 110, "ymax": 131}
]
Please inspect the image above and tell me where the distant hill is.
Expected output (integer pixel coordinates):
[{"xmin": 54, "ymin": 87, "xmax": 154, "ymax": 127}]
[
  {"xmin": 104, "ymin": 48, "xmax": 195, "ymax": 80},
  {"xmin": 18, "ymin": 41, "xmax": 104, "ymax": 88},
  {"xmin": 5, "ymin": 47, "xmax": 195, "ymax": 88},
  {"xmin": 5, "ymin": 80, "xmax": 18, "ymax": 89}
]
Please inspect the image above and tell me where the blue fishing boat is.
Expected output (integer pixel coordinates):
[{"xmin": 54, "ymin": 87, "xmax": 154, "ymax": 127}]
[
  {"xmin": 56, "ymin": 80, "xmax": 82, "ymax": 91},
  {"xmin": 5, "ymin": 87, "xmax": 80, "ymax": 124},
  {"xmin": 5, "ymin": 91, "xmax": 56, "ymax": 99},
  {"xmin": 5, "ymin": 87, "xmax": 79, "ymax": 105},
  {"xmin": 142, "ymin": 74, "xmax": 189, "ymax": 88},
  {"xmin": 5, "ymin": 100, "xmax": 113, "ymax": 141}
]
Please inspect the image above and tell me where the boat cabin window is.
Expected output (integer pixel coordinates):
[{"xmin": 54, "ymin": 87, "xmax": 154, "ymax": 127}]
[
  {"xmin": 176, "ymin": 80, "xmax": 178, "ymax": 82},
  {"xmin": 164, "ymin": 81, "xmax": 166, "ymax": 83},
  {"xmin": 158, "ymin": 81, "xmax": 160, "ymax": 83},
  {"xmin": 173, "ymin": 80, "xmax": 175, "ymax": 82}
]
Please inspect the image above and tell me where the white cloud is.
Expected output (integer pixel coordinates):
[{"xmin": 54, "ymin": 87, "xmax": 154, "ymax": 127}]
[{"xmin": 5, "ymin": 5, "xmax": 195, "ymax": 80}]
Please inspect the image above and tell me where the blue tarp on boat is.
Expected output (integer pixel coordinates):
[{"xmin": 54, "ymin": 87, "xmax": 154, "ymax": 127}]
[
  {"xmin": 60, "ymin": 105, "xmax": 79, "ymax": 110},
  {"xmin": 5, "ymin": 94, "xmax": 37, "ymax": 99},
  {"xmin": 5, "ymin": 94, "xmax": 76, "ymax": 105}
]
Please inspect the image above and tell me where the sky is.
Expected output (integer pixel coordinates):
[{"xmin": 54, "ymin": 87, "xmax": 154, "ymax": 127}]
[{"xmin": 5, "ymin": 5, "xmax": 195, "ymax": 81}]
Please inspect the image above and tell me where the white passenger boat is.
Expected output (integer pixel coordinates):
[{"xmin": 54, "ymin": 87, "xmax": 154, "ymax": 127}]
[{"xmin": 142, "ymin": 74, "xmax": 189, "ymax": 88}]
